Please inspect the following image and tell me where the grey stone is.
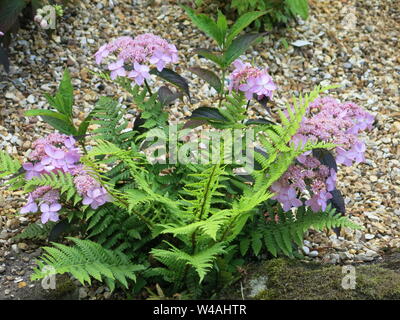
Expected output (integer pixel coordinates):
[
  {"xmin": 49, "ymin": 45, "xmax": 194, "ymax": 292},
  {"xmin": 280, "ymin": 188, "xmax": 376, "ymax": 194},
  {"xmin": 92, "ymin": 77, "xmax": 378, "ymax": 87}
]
[{"xmin": 309, "ymin": 250, "xmax": 319, "ymax": 257}]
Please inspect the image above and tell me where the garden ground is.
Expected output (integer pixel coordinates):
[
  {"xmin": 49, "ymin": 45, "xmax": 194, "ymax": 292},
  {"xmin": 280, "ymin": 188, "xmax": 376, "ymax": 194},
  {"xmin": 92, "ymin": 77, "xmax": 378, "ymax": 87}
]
[{"xmin": 0, "ymin": 0, "xmax": 399, "ymax": 299}]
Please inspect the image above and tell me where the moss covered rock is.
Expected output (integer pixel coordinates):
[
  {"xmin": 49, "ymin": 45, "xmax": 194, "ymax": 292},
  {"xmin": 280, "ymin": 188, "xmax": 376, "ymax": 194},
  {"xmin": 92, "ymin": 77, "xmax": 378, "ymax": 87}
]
[
  {"xmin": 222, "ymin": 257, "xmax": 400, "ymax": 300},
  {"xmin": 7, "ymin": 274, "xmax": 79, "ymax": 300}
]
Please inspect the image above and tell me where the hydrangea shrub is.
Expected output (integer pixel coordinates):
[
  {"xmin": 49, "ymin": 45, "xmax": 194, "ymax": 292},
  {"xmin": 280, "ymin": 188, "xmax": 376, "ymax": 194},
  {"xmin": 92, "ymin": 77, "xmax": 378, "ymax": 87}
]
[{"xmin": 0, "ymin": 9, "xmax": 373, "ymax": 298}]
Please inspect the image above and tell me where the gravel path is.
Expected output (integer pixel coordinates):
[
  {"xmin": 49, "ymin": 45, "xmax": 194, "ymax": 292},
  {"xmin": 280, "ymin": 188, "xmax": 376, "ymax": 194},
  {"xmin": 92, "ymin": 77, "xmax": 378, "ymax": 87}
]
[{"xmin": 0, "ymin": 0, "xmax": 399, "ymax": 298}]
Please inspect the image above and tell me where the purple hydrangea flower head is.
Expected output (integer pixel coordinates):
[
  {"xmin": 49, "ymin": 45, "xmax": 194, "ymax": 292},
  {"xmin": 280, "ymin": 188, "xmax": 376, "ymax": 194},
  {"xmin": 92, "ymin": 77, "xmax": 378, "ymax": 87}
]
[
  {"xmin": 108, "ymin": 59, "xmax": 126, "ymax": 80},
  {"xmin": 26, "ymin": 133, "xmax": 81, "ymax": 175},
  {"xmin": 279, "ymin": 187, "xmax": 303, "ymax": 212},
  {"xmin": 23, "ymin": 162, "xmax": 45, "ymax": 180},
  {"xmin": 74, "ymin": 171, "xmax": 112, "ymax": 210},
  {"xmin": 21, "ymin": 185, "xmax": 61, "ymax": 223},
  {"xmin": 20, "ymin": 194, "xmax": 38, "ymax": 214},
  {"xmin": 94, "ymin": 33, "xmax": 178, "ymax": 86},
  {"xmin": 40, "ymin": 203, "xmax": 61, "ymax": 224},
  {"xmin": 270, "ymin": 154, "xmax": 333, "ymax": 212},
  {"xmin": 269, "ymin": 96, "xmax": 372, "ymax": 214},
  {"xmin": 128, "ymin": 62, "xmax": 150, "ymax": 85},
  {"xmin": 297, "ymin": 97, "xmax": 373, "ymax": 165},
  {"xmin": 94, "ymin": 44, "xmax": 110, "ymax": 64},
  {"xmin": 305, "ymin": 191, "xmax": 333, "ymax": 212},
  {"xmin": 82, "ymin": 187, "xmax": 111, "ymax": 209},
  {"xmin": 229, "ymin": 59, "xmax": 277, "ymax": 101},
  {"xmin": 326, "ymin": 168, "xmax": 337, "ymax": 192},
  {"xmin": 336, "ymin": 141, "xmax": 366, "ymax": 166},
  {"xmin": 20, "ymin": 133, "xmax": 109, "ymax": 223}
]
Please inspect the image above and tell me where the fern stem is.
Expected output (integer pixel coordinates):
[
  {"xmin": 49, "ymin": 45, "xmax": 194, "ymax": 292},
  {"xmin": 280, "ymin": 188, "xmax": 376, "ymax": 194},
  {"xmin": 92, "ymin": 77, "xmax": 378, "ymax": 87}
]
[
  {"xmin": 191, "ymin": 230, "xmax": 197, "ymax": 254},
  {"xmin": 197, "ymin": 164, "xmax": 218, "ymax": 221}
]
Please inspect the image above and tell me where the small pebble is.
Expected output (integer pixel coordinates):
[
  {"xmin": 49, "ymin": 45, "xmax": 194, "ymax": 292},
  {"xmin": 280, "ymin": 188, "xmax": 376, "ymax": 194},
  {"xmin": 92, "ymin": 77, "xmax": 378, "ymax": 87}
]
[
  {"xmin": 302, "ymin": 246, "xmax": 310, "ymax": 255},
  {"xmin": 365, "ymin": 234, "xmax": 375, "ymax": 240},
  {"xmin": 309, "ymin": 250, "xmax": 319, "ymax": 257}
]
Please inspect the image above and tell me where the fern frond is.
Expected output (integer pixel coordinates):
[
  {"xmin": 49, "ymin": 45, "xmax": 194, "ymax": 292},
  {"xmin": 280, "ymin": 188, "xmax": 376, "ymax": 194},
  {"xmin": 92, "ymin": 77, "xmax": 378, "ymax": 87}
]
[
  {"xmin": 91, "ymin": 97, "xmax": 136, "ymax": 148},
  {"xmin": 245, "ymin": 204, "xmax": 360, "ymax": 258},
  {"xmin": 151, "ymin": 242, "xmax": 226, "ymax": 283},
  {"xmin": 31, "ymin": 237, "xmax": 145, "ymax": 290},
  {"xmin": 13, "ymin": 221, "xmax": 55, "ymax": 241},
  {"xmin": 0, "ymin": 151, "xmax": 24, "ymax": 190},
  {"xmin": 161, "ymin": 209, "xmax": 232, "ymax": 241},
  {"xmin": 24, "ymin": 171, "xmax": 81, "ymax": 205},
  {"xmin": 0, "ymin": 150, "xmax": 21, "ymax": 177},
  {"xmin": 254, "ymin": 85, "xmax": 339, "ymax": 178},
  {"xmin": 182, "ymin": 163, "xmax": 227, "ymax": 220}
]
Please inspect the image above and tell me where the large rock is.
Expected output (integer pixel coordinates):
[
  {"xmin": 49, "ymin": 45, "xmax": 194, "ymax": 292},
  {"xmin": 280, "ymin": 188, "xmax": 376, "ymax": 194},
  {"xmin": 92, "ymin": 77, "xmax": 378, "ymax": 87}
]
[{"xmin": 222, "ymin": 253, "xmax": 400, "ymax": 300}]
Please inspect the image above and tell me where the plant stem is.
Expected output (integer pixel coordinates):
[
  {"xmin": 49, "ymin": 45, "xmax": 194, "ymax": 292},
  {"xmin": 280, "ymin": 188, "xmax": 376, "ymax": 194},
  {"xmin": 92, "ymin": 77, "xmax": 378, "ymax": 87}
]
[
  {"xmin": 144, "ymin": 79, "xmax": 153, "ymax": 97},
  {"xmin": 218, "ymin": 69, "xmax": 226, "ymax": 108},
  {"xmin": 241, "ymin": 100, "xmax": 251, "ymax": 124},
  {"xmin": 191, "ymin": 231, "xmax": 197, "ymax": 254},
  {"xmin": 79, "ymin": 140, "xmax": 88, "ymax": 155}
]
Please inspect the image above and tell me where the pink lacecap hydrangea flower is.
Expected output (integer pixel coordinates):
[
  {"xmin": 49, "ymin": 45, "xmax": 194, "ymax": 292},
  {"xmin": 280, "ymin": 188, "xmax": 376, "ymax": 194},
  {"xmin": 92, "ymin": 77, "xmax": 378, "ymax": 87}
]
[
  {"xmin": 94, "ymin": 33, "xmax": 178, "ymax": 86},
  {"xmin": 270, "ymin": 96, "xmax": 374, "ymax": 213},
  {"xmin": 73, "ymin": 170, "xmax": 112, "ymax": 210},
  {"xmin": 297, "ymin": 97, "xmax": 374, "ymax": 167},
  {"xmin": 20, "ymin": 186, "xmax": 62, "ymax": 223},
  {"xmin": 40, "ymin": 203, "xmax": 61, "ymax": 224},
  {"xmin": 228, "ymin": 59, "xmax": 277, "ymax": 101},
  {"xmin": 21, "ymin": 133, "xmax": 111, "ymax": 223}
]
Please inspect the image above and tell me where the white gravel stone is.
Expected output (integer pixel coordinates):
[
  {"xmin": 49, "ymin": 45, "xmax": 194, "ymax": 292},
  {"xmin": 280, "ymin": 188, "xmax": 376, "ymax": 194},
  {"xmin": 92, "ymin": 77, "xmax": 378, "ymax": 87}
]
[
  {"xmin": 308, "ymin": 250, "xmax": 319, "ymax": 257},
  {"xmin": 302, "ymin": 246, "xmax": 310, "ymax": 255}
]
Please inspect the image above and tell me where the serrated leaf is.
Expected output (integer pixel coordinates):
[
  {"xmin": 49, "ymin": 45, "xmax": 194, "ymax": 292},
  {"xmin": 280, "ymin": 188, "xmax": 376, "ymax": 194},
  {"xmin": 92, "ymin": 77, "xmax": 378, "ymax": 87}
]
[
  {"xmin": 223, "ymin": 33, "xmax": 266, "ymax": 66},
  {"xmin": 24, "ymin": 109, "xmax": 70, "ymax": 122},
  {"xmin": 182, "ymin": 6, "xmax": 224, "ymax": 46},
  {"xmin": 312, "ymin": 148, "xmax": 337, "ymax": 172},
  {"xmin": 41, "ymin": 116, "xmax": 77, "ymax": 135},
  {"xmin": 150, "ymin": 68, "xmax": 190, "ymax": 99},
  {"xmin": 193, "ymin": 48, "xmax": 224, "ymax": 67},
  {"xmin": 216, "ymin": 10, "xmax": 228, "ymax": 42},
  {"xmin": 226, "ymin": 11, "xmax": 268, "ymax": 46},
  {"xmin": 189, "ymin": 67, "xmax": 221, "ymax": 93},
  {"xmin": 251, "ymin": 233, "xmax": 262, "ymax": 256},
  {"xmin": 245, "ymin": 118, "xmax": 275, "ymax": 125},
  {"xmin": 157, "ymin": 86, "xmax": 182, "ymax": 106},
  {"xmin": 287, "ymin": 0, "xmax": 309, "ymax": 20},
  {"xmin": 328, "ymin": 189, "xmax": 346, "ymax": 215},
  {"xmin": 77, "ymin": 112, "xmax": 93, "ymax": 137},
  {"xmin": 240, "ymin": 238, "xmax": 250, "ymax": 256},
  {"xmin": 58, "ymin": 69, "xmax": 74, "ymax": 117},
  {"xmin": 189, "ymin": 106, "xmax": 229, "ymax": 123}
]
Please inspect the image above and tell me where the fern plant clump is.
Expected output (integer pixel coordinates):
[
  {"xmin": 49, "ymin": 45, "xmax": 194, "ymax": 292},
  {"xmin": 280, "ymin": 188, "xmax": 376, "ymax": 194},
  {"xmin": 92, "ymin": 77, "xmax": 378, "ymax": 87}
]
[{"xmin": 0, "ymin": 9, "xmax": 374, "ymax": 298}]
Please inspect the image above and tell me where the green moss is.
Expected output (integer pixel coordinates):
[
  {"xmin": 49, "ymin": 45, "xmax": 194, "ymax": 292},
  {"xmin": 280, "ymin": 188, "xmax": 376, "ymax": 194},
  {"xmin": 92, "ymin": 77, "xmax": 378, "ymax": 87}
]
[
  {"xmin": 39, "ymin": 274, "xmax": 78, "ymax": 300},
  {"xmin": 222, "ymin": 258, "xmax": 400, "ymax": 300}
]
